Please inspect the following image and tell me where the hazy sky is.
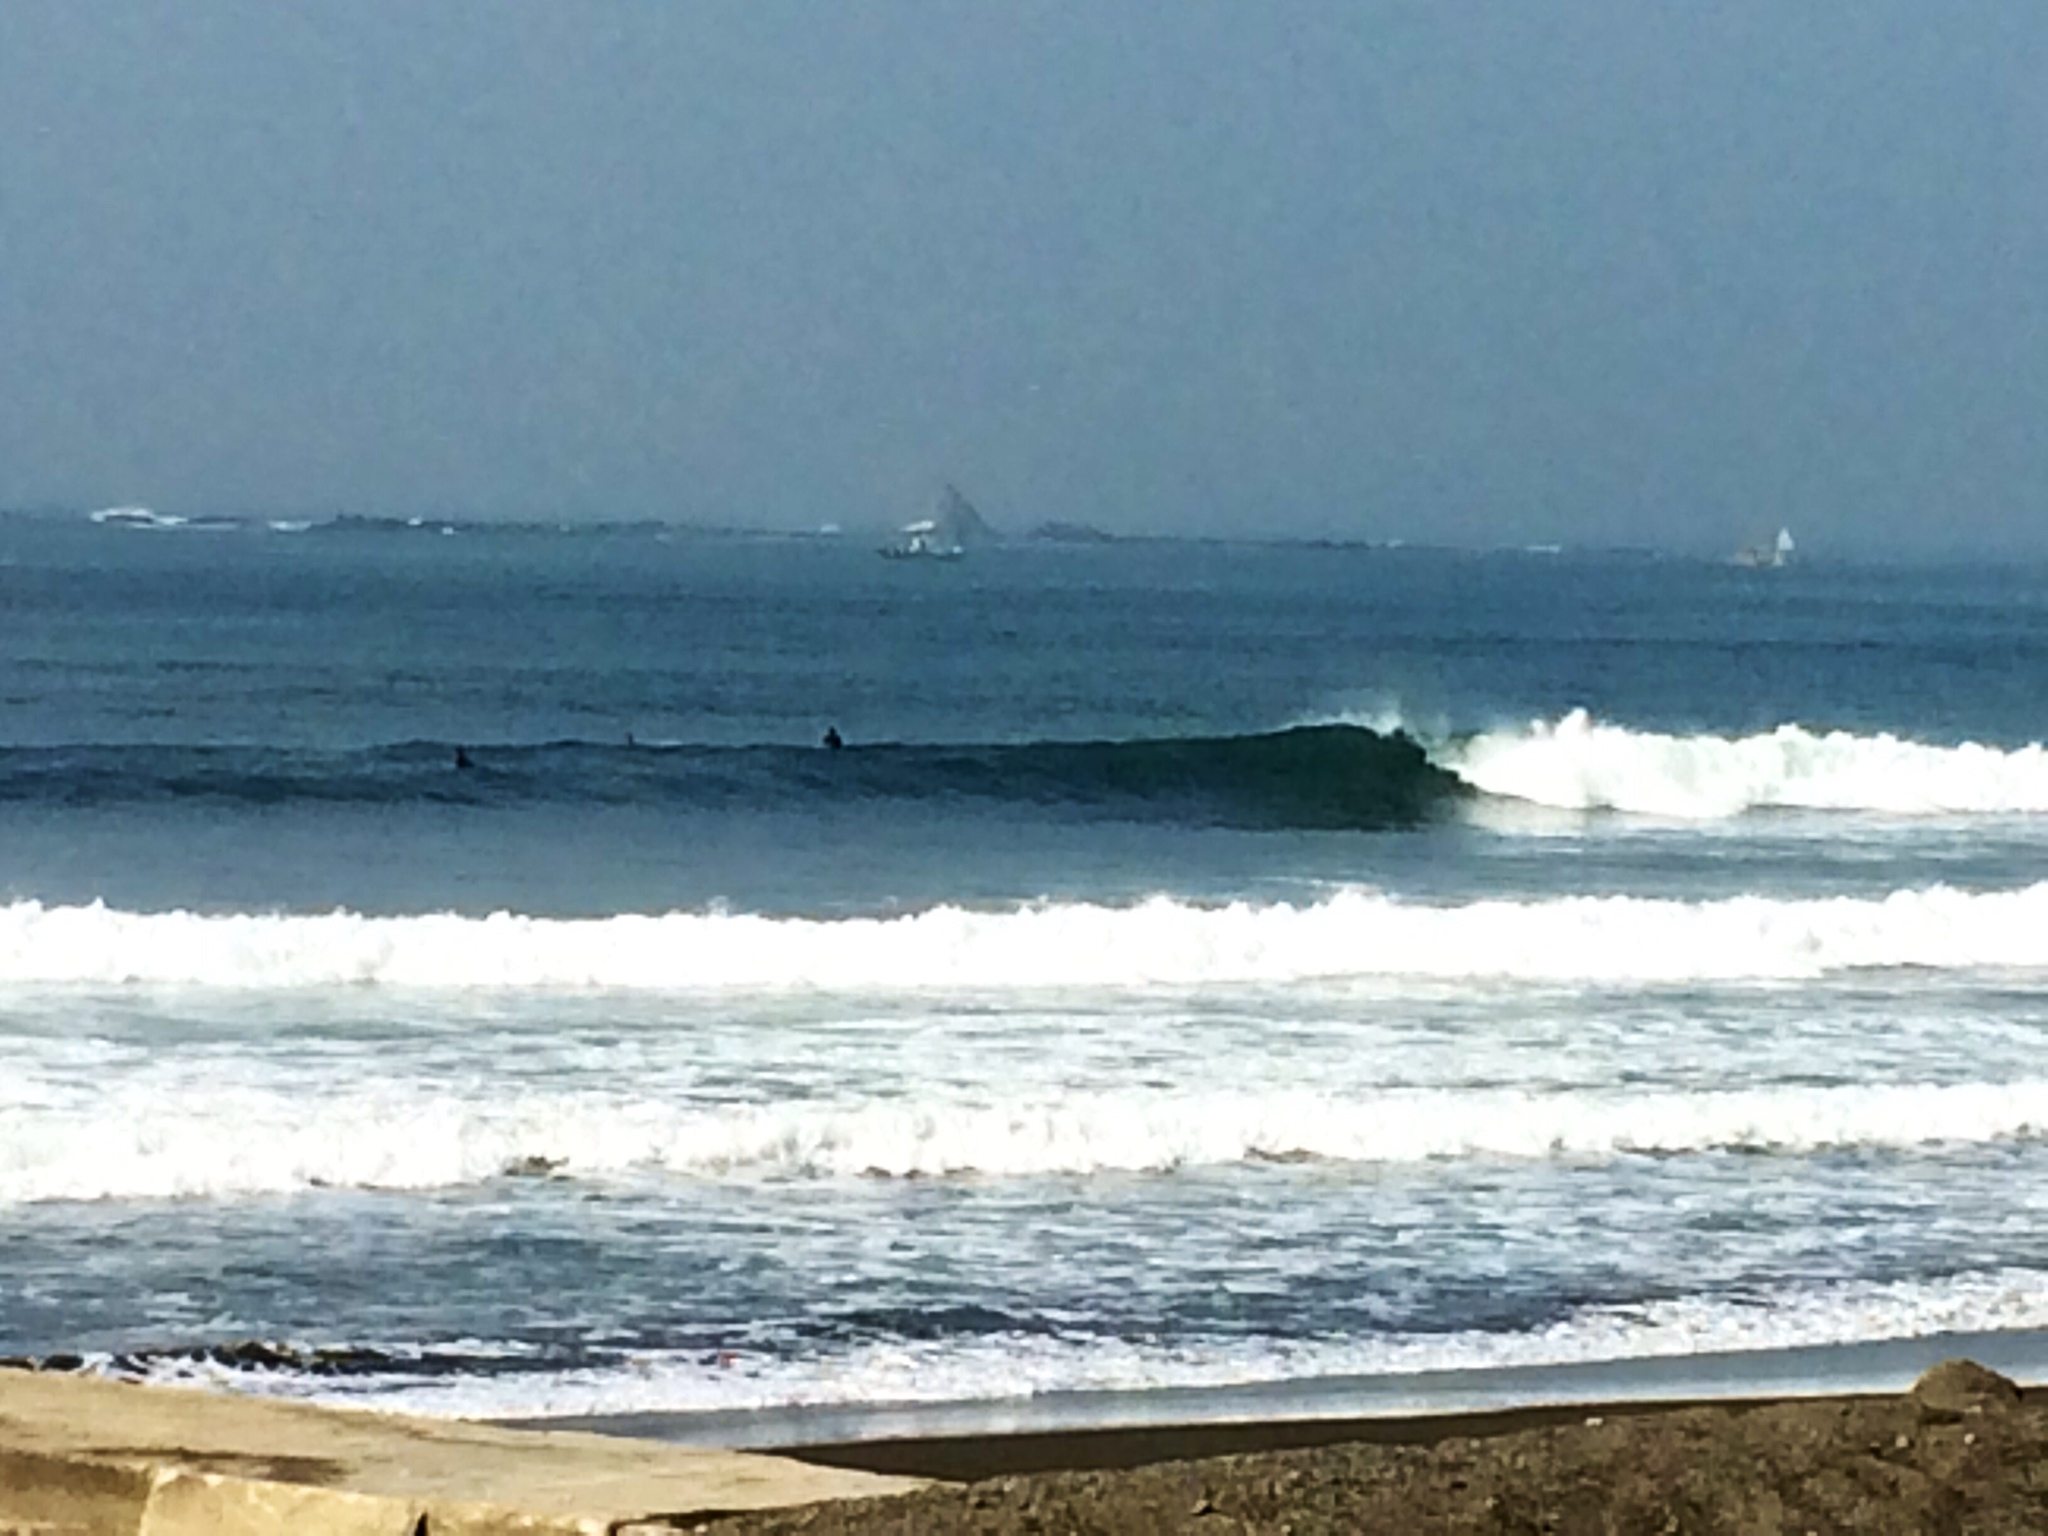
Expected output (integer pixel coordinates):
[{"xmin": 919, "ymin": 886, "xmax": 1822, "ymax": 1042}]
[{"xmin": 2, "ymin": 2, "xmax": 2044, "ymax": 550}]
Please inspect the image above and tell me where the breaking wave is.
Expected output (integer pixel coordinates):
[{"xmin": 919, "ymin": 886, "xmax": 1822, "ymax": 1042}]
[
  {"xmin": 9, "ymin": 1079, "xmax": 2048, "ymax": 1204},
  {"xmin": 3, "ymin": 882, "xmax": 2047, "ymax": 993},
  {"xmin": 1449, "ymin": 709, "xmax": 2048, "ymax": 818},
  {"xmin": 12, "ymin": 716, "xmax": 2048, "ymax": 826},
  {"xmin": 0, "ymin": 727, "xmax": 1462, "ymax": 830}
]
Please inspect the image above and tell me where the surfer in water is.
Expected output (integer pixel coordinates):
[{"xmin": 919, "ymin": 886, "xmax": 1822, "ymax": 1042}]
[
  {"xmin": 454, "ymin": 746, "xmax": 473, "ymax": 770},
  {"xmin": 822, "ymin": 726, "xmax": 844, "ymax": 751}
]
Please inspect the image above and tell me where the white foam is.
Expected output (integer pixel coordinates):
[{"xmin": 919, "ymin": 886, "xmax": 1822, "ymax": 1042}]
[
  {"xmin": 1447, "ymin": 709, "xmax": 2048, "ymax": 818},
  {"xmin": 2, "ymin": 883, "xmax": 2047, "ymax": 994},
  {"xmin": 109, "ymin": 1267, "xmax": 2048, "ymax": 1420},
  {"xmin": 9, "ymin": 1078, "xmax": 2048, "ymax": 1203}
]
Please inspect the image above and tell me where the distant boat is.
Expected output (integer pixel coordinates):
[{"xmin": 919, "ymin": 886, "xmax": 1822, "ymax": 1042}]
[
  {"xmin": 879, "ymin": 517, "xmax": 964, "ymax": 561},
  {"xmin": 879, "ymin": 484, "xmax": 992, "ymax": 560},
  {"xmin": 1734, "ymin": 527, "xmax": 1795, "ymax": 568}
]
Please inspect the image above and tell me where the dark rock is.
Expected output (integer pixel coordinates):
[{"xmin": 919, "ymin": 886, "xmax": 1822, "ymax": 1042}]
[
  {"xmin": 502, "ymin": 1154, "xmax": 566, "ymax": 1178},
  {"xmin": 207, "ymin": 1340, "xmax": 300, "ymax": 1371},
  {"xmin": 1911, "ymin": 1359, "xmax": 2020, "ymax": 1421},
  {"xmin": 309, "ymin": 1345, "xmax": 393, "ymax": 1375}
]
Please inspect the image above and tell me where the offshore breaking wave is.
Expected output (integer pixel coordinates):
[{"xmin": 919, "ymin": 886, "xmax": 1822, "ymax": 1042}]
[
  {"xmin": 1448, "ymin": 709, "xmax": 2048, "ymax": 817},
  {"xmin": 8, "ymin": 715, "xmax": 2048, "ymax": 825},
  {"xmin": 4, "ymin": 882, "xmax": 2048, "ymax": 991},
  {"xmin": 10, "ymin": 1080, "xmax": 2048, "ymax": 1203},
  {"xmin": 0, "ymin": 726, "xmax": 1460, "ymax": 830}
]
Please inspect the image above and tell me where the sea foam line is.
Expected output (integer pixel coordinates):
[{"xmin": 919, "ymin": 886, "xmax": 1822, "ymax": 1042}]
[
  {"xmin": 1445, "ymin": 709, "xmax": 2048, "ymax": 818},
  {"xmin": 100, "ymin": 1267, "xmax": 2048, "ymax": 1421},
  {"xmin": 4, "ymin": 883, "xmax": 2048, "ymax": 992},
  {"xmin": 9, "ymin": 1079, "xmax": 2048, "ymax": 1203}
]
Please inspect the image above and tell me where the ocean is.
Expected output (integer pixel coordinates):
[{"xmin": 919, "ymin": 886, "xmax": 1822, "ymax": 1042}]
[{"xmin": 6, "ymin": 510, "xmax": 2048, "ymax": 1441}]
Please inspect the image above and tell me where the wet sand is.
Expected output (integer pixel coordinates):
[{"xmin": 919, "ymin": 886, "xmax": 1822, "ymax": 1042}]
[{"xmin": 699, "ymin": 1360, "xmax": 2047, "ymax": 1533}]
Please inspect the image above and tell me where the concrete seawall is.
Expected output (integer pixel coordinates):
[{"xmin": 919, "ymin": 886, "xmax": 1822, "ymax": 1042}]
[{"xmin": 0, "ymin": 1369, "xmax": 923, "ymax": 1534}]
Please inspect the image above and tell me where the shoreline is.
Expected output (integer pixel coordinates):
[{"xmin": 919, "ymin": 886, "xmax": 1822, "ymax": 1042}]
[
  {"xmin": 693, "ymin": 1358, "xmax": 2043, "ymax": 1534},
  {"xmin": 781, "ymin": 1394, "xmax": 1797, "ymax": 1484},
  {"xmin": 505, "ymin": 1326, "xmax": 2048, "ymax": 1456},
  {"xmin": 7, "ymin": 1347, "xmax": 2046, "ymax": 1531}
]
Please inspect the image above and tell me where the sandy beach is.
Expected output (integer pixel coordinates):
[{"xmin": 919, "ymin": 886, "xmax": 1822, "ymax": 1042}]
[{"xmin": 7, "ymin": 1359, "xmax": 2044, "ymax": 1532}]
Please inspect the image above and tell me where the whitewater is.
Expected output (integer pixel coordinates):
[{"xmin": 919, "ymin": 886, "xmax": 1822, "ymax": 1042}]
[
  {"xmin": 94, "ymin": 1267, "xmax": 2048, "ymax": 1424},
  {"xmin": 7, "ymin": 879, "xmax": 2048, "ymax": 989},
  {"xmin": 10, "ymin": 1076, "xmax": 2048, "ymax": 1205},
  {"xmin": 1445, "ymin": 708, "xmax": 2048, "ymax": 818},
  {"xmin": 7, "ymin": 517, "xmax": 2048, "ymax": 1433}
]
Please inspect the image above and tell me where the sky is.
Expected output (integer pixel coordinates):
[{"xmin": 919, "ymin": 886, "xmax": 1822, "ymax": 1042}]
[{"xmin": 1, "ymin": 2, "xmax": 2044, "ymax": 552}]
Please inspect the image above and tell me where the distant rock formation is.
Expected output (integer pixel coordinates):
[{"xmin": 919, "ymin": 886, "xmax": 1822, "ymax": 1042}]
[{"xmin": 1031, "ymin": 520, "xmax": 1118, "ymax": 544}]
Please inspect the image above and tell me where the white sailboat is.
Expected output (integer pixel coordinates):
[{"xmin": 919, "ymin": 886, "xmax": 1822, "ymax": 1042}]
[{"xmin": 1735, "ymin": 527, "xmax": 1795, "ymax": 568}]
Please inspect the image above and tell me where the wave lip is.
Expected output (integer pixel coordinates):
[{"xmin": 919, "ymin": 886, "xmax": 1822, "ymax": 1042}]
[
  {"xmin": 9, "ymin": 1079, "xmax": 2048, "ymax": 1204},
  {"xmin": 3, "ymin": 882, "xmax": 2048, "ymax": 994},
  {"xmin": 1449, "ymin": 709, "xmax": 2048, "ymax": 818}
]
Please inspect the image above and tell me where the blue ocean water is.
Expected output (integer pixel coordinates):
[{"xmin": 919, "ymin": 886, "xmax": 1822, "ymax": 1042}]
[{"xmin": 5, "ymin": 510, "xmax": 2048, "ymax": 1426}]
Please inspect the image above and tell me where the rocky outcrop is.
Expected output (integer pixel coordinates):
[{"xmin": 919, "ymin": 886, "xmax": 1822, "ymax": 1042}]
[{"xmin": 1911, "ymin": 1357, "xmax": 2022, "ymax": 1421}]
